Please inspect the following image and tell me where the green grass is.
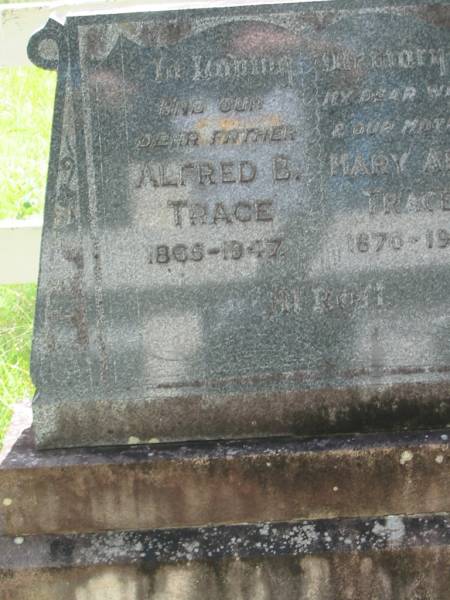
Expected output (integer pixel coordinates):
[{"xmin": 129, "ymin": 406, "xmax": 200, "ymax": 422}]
[
  {"xmin": 0, "ymin": 66, "xmax": 54, "ymax": 444},
  {"xmin": 0, "ymin": 285, "xmax": 37, "ymax": 442},
  {"xmin": 0, "ymin": 66, "xmax": 55, "ymax": 219}
]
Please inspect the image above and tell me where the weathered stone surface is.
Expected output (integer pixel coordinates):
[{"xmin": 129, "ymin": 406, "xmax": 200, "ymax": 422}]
[
  {"xmin": 1, "ymin": 525, "xmax": 450, "ymax": 599},
  {"xmin": 1, "ymin": 414, "xmax": 449, "ymax": 598},
  {"xmin": 3, "ymin": 514, "xmax": 449, "ymax": 571},
  {"xmin": 0, "ymin": 406, "xmax": 448, "ymax": 536},
  {"xmin": 28, "ymin": 0, "xmax": 450, "ymax": 447}
]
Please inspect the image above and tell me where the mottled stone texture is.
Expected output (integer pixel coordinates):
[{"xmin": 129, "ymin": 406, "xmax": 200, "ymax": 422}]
[
  {"xmin": 0, "ymin": 417, "xmax": 449, "ymax": 598},
  {"xmin": 12, "ymin": 0, "xmax": 450, "ymax": 596},
  {"xmin": 1, "ymin": 426, "xmax": 449, "ymax": 536},
  {"xmin": 3, "ymin": 551, "xmax": 450, "ymax": 600},
  {"xmin": 28, "ymin": 0, "xmax": 450, "ymax": 448},
  {"xmin": 1, "ymin": 527, "xmax": 450, "ymax": 598}
]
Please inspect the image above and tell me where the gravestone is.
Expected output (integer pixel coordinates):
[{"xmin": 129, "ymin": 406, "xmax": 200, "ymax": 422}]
[
  {"xmin": 27, "ymin": 0, "xmax": 450, "ymax": 448},
  {"xmin": 0, "ymin": 2, "xmax": 449, "ymax": 599}
]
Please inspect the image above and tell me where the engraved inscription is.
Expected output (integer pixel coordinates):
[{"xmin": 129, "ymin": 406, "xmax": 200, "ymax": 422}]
[
  {"xmin": 148, "ymin": 238, "xmax": 284, "ymax": 264},
  {"xmin": 330, "ymin": 152, "xmax": 410, "ymax": 177},
  {"xmin": 269, "ymin": 283, "xmax": 385, "ymax": 316},
  {"xmin": 331, "ymin": 117, "xmax": 450, "ymax": 139},
  {"xmin": 191, "ymin": 54, "xmax": 294, "ymax": 87},
  {"xmin": 151, "ymin": 53, "xmax": 294, "ymax": 86},
  {"xmin": 159, "ymin": 96, "xmax": 205, "ymax": 116},
  {"xmin": 347, "ymin": 230, "xmax": 450, "ymax": 253},
  {"xmin": 210, "ymin": 125, "xmax": 296, "ymax": 146},
  {"xmin": 218, "ymin": 96, "xmax": 264, "ymax": 112},
  {"xmin": 167, "ymin": 199, "xmax": 274, "ymax": 227},
  {"xmin": 28, "ymin": 2, "xmax": 450, "ymax": 447},
  {"xmin": 270, "ymin": 287, "xmax": 302, "ymax": 316},
  {"xmin": 312, "ymin": 283, "xmax": 384, "ymax": 314},
  {"xmin": 136, "ymin": 124, "xmax": 296, "ymax": 150},
  {"xmin": 136, "ymin": 160, "xmax": 258, "ymax": 187},
  {"xmin": 137, "ymin": 131, "xmax": 200, "ymax": 149},
  {"xmin": 322, "ymin": 86, "xmax": 417, "ymax": 107},
  {"xmin": 158, "ymin": 95, "xmax": 264, "ymax": 117},
  {"xmin": 320, "ymin": 48, "xmax": 447, "ymax": 76},
  {"xmin": 366, "ymin": 189, "xmax": 450, "ymax": 215}
]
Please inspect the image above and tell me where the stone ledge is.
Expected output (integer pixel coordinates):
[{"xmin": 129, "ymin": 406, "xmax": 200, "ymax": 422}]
[
  {"xmin": 1, "ymin": 423, "xmax": 448, "ymax": 536},
  {"xmin": 1, "ymin": 516, "xmax": 450, "ymax": 600},
  {"xmin": 1, "ymin": 513, "xmax": 449, "ymax": 570}
]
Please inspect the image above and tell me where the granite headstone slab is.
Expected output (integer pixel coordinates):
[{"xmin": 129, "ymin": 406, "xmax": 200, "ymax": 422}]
[{"xmin": 29, "ymin": 0, "xmax": 450, "ymax": 448}]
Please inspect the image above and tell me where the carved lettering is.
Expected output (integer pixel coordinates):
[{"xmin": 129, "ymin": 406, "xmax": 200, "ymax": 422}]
[
  {"xmin": 152, "ymin": 57, "xmax": 183, "ymax": 81},
  {"xmin": 192, "ymin": 54, "xmax": 294, "ymax": 87},
  {"xmin": 427, "ymin": 84, "xmax": 450, "ymax": 99},
  {"xmin": 270, "ymin": 288, "xmax": 302, "ymax": 315},
  {"xmin": 136, "ymin": 160, "xmax": 258, "ymax": 188},
  {"xmin": 211, "ymin": 125, "xmax": 296, "ymax": 145},
  {"xmin": 167, "ymin": 199, "xmax": 273, "ymax": 227},
  {"xmin": 322, "ymin": 86, "xmax": 416, "ymax": 107},
  {"xmin": 330, "ymin": 152, "xmax": 410, "ymax": 177},
  {"xmin": 137, "ymin": 131, "xmax": 199, "ymax": 149},
  {"xmin": 401, "ymin": 117, "xmax": 450, "ymax": 136},
  {"xmin": 148, "ymin": 238, "xmax": 283, "ymax": 264},
  {"xmin": 313, "ymin": 283, "xmax": 384, "ymax": 313},
  {"xmin": 159, "ymin": 97, "xmax": 205, "ymax": 116},
  {"xmin": 347, "ymin": 230, "xmax": 450, "ymax": 252},
  {"xmin": 332, "ymin": 120, "xmax": 395, "ymax": 138},
  {"xmin": 272, "ymin": 155, "xmax": 301, "ymax": 182},
  {"xmin": 423, "ymin": 148, "xmax": 450, "ymax": 173},
  {"xmin": 321, "ymin": 48, "xmax": 447, "ymax": 76},
  {"xmin": 366, "ymin": 189, "xmax": 450, "ymax": 215},
  {"xmin": 370, "ymin": 48, "xmax": 446, "ymax": 76},
  {"xmin": 218, "ymin": 96, "xmax": 263, "ymax": 112}
]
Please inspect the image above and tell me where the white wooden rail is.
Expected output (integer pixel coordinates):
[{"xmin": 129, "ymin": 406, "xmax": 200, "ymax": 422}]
[
  {"xmin": 0, "ymin": 0, "xmax": 321, "ymax": 284},
  {"xmin": 0, "ymin": 218, "xmax": 42, "ymax": 284}
]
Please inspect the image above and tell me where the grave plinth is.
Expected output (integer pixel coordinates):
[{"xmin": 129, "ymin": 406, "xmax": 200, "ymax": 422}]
[
  {"xmin": 1, "ymin": 1, "xmax": 450, "ymax": 597},
  {"xmin": 1, "ymin": 411, "xmax": 449, "ymax": 598}
]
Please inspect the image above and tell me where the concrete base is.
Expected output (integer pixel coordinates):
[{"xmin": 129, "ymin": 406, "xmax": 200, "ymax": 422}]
[
  {"xmin": 1, "ymin": 414, "xmax": 449, "ymax": 598},
  {"xmin": 3, "ymin": 542, "xmax": 450, "ymax": 600}
]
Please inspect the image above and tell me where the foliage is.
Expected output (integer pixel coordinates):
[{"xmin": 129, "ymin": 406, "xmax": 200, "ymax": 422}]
[
  {"xmin": 0, "ymin": 285, "xmax": 37, "ymax": 443},
  {"xmin": 0, "ymin": 66, "xmax": 55, "ymax": 219},
  {"xmin": 0, "ymin": 66, "xmax": 53, "ymax": 443}
]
